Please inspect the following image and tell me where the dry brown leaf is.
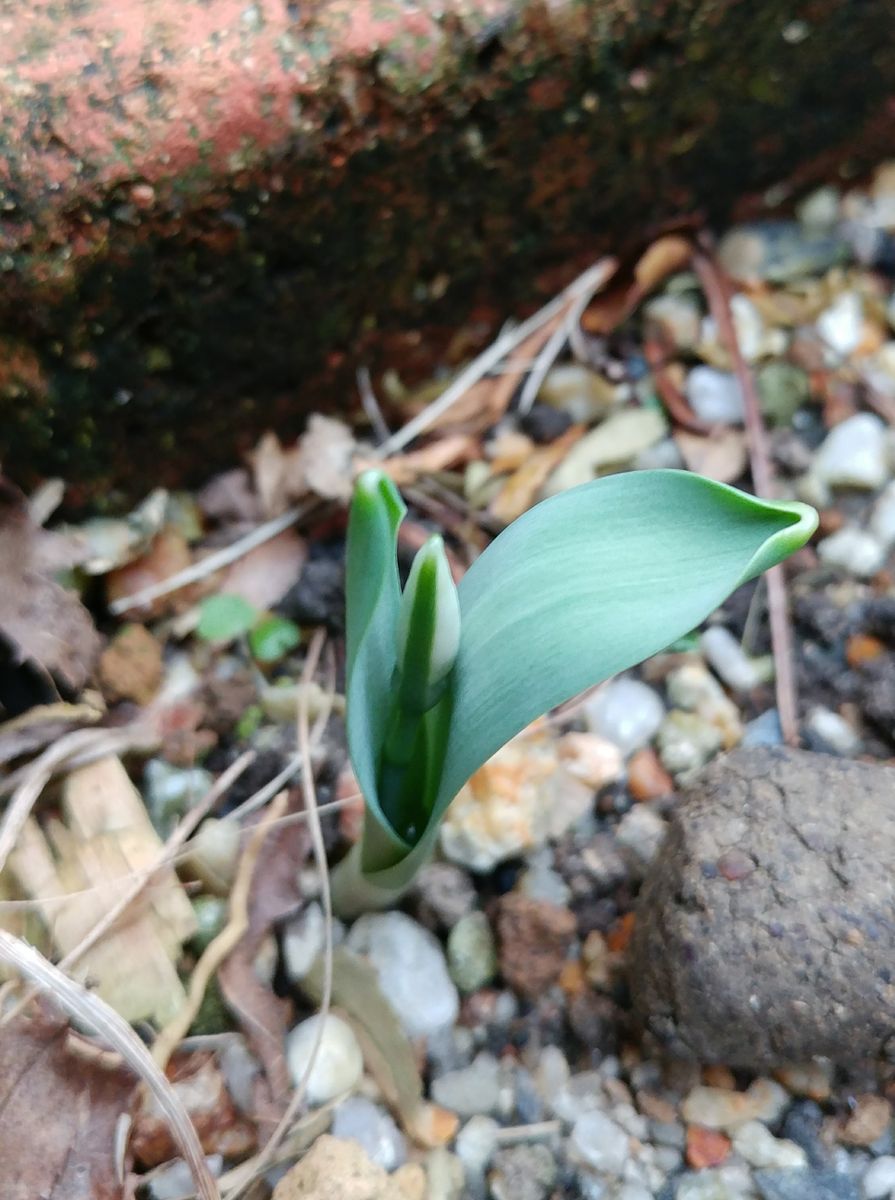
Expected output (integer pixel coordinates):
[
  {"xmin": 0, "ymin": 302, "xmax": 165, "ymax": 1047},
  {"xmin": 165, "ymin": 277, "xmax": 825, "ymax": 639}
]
[
  {"xmin": 486, "ymin": 429, "xmax": 535, "ymax": 473},
  {"xmin": 217, "ymin": 795, "xmax": 309, "ymax": 1123},
  {"xmin": 634, "ymin": 235, "xmax": 694, "ymax": 291},
  {"xmin": 296, "ymin": 415, "xmax": 357, "ymax": 502},
  {"xmin": 131, "ymin": 1052, "xmax": 256, "ymax": 1167},
  {"xmin": 0, "ymin": 479, "xmax": 101, "ymax": 705},
  {"xmin": 217, "ymin": 529, "xmax": 307, "ymax": 612},
  {"xmin": 582, "ymin": 234, "xmax": 694, "ymax": 335},
  {"xmin": 248, "ymin": 432, "xmax": 306, "ymax": 519},
  {"xmin": 643, "ymin": 338, "xmax": 712, "ymax": 434},
  {"xmin": 373, "ymin": 433, "xmax": 480, "ymax": 486},
  {"xmin": 0, "ymin": 702, "xmax": 102, "ymax": 768},
  {"xmin": 0, "ymin": 1006, "xmax": 137, "ymax": 1200},
  {"xmin": 197, "ymin": 467, "xmax": 264, "ymax": 524},
  {"xmin": 98, "ymin": 623, "xmax": 163, "ymax": 705},
  {"xmin": 674, "ymin": 427, "xmax": 748, "ymax": 483},
  {"xmin": 489, "ymin": 425, "xmax": 585, "ymax": 524}
]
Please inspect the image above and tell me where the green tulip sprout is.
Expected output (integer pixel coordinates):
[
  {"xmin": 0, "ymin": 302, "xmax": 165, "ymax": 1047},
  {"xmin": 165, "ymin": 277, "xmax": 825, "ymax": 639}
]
[{"xmin": 331, "ymin": 467, "xmax": 817, "ymax": 914}]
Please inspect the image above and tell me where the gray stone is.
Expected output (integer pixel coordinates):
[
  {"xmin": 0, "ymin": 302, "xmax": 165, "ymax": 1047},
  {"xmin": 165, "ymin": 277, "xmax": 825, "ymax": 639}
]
[
  {"xmin": 718, "ymin": 222, "xmax": 849, "ymax": 285},
  {"xmin": 813, "ymin": 413, "xmax": 888, "ymax": 491},
  {"xmin": 754, "ymin": 1168, "xmax": 859, "ymax": 1200},
  {"xmin": 817, "ymin": 526, "xmax": 886, "ymax": 579},
  {"xmin": 331, "ymin": 1096, "xmax": 406, "ymax": 1170},
  {"xmin": 414, "ymin": 862, "xmax": 477, "ymax": 928},
  {"xmin": 431, "ymin": 1054, "xmax": 502, "ymax": 1118},
  {"xmin": 569, "ymin": 1110, "xmax": 629, "ymax": 1175},
  {"xmin": 585, "ymin": 678, "xmax": 665, "ymax": 756},
  {"xmin": 488, "ymin": 1144, "xmax": 558, "ymax": 1200},
  {"xmin": 631, "ymin": 747, "xmax": 895, "ymax": 1065}
]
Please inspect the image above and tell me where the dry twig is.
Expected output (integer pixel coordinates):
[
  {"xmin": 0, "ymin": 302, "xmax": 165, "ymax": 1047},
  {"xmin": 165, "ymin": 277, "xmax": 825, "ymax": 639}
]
[
  {"xmin": 225, "ymin": 629, "xmax": 332, "ymax": 1197},
  {"xmin": 693, "ymin": 239, "xmax": 801, "ymax": 745},
  {"xmin": 151, "ymin": 789, "xmax": 289, "ymax": 1071},
  {"xmin": 109, "ymin": 500, "xmax": 319, "ymax": 616},
  {"xmin": 375, "ymin": 259, "xmax": 615, "ymax": 457}
]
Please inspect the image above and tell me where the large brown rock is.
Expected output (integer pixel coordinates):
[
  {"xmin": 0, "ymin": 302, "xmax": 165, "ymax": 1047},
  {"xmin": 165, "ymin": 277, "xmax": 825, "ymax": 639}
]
[
  {"xmin": 630, "ymin": 746, "xmax": 895, "ymax": 1066},
  {"xmin": 1, "ymin": 1, "xmax": 894, "ymax": 497}
]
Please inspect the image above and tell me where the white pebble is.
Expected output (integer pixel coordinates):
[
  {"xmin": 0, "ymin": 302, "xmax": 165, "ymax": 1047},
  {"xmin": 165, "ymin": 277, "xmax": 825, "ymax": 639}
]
[
  {"xmin": 570, "ymin": 1110, "xmax": 630, "ymax": 1176},
  {"xmin": 282, "ymin": 902, "xmax": 325, "ymax": 982},
  {"xmin": 731, "ymin": 1119, "xmax": 807, "ymax": 1169},
  {"xmin": 585, "ymin": 678, "xmax": 665, "ymax": 756},
  {"xmin": 814, "ymin": 413, "xmax": 888, "ymax": 491},
  {"xmin": 701, "ymin": 626, "xmax": 765, "ymax": 692},
  {"xmin": 863, "ymin": 1154, "xmax": 895, "ymax": 1199},
  {"xmin": 347, "ymin": 911, "xmax": 459, "ymax": 1038},
  {"xmin": 454, "ymin": 1115, "xmax": 500, "ymax": 1175},
  {"xmin": 685, "ymin": 366, "xmax": 745, "ymax": 425},
  {"xmin": 817, "ymin": 290, "xmax": 864, "ymax": 356},
  {"xmin": 870, "ymin": 480, "xmax": 895, "ymax": 548},
  {"xmin": 615, "ymin": 1184, "xmax": 653, "ymax": 1200},
  {"xmin": 286, "ymin": 1014, "xmax": 363, "ymax": 1104},
  {"xmin": 644, "ymin": 294, "xmax": 702, "ymax": 350},
  {"xmin": 806, "ymin": 706, "xmax": 861, "ymax": 755},
  {"xmin": 818, "ymin": 526, "xmax": 886, "ymax": 578}
]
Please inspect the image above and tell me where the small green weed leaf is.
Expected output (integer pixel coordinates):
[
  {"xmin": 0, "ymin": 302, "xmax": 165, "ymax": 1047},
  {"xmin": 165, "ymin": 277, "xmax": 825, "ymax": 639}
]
[
  {"xmin": 196, "ymin": 594, "xmax": 257, "ymax": 643},
  {"xmin": 248, "ymin": 615, "xmax": 302, "ymax": 662},
  {"xmin": 348, "ymin": 469, "xmax": 816, "ymax": 895}
]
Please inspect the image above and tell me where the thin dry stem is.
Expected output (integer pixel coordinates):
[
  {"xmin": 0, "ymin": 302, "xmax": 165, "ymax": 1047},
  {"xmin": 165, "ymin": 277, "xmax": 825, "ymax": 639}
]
[
  {"xmin": 516, "ymin": 271, "xmax": 611, "ymax": 416},
  {"xmin": 0, "ymin": 929, "xmax": 220, "ymax": 1200},
  {"xmin": 693, "ymin": 240, "xmax": 800, "ymax": 745},
  {"xmin": 109, "ymin": 500, "xmax": 318, "ymax": 616},
  {"xmin": 226, "ymin": 629, "xmax": 333, "ymax": 1197},
  {"xmin": 375, "ymin": 259, "xmax": 614, "ymax": 457},
  {"xmin": 152, "ymin": 789, "xmax": 289, "ymax": 1071}
]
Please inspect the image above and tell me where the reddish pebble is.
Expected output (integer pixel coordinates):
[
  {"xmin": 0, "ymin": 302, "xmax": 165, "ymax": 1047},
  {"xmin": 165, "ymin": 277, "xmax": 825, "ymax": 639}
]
[
  {"xmin": 716, "ymin": 847, "xmax": 756, "ymax": 881},
  {"xmin": 606, "ymin": 911, "xmax": 636, "ymax": 953},
  {"xmin": 686, "ymin": 1126, "xmax": 731, "ymax": 1169},
  {"xmin": 627, "ymin": 748, "xmax": 674, "ymax": 801}
]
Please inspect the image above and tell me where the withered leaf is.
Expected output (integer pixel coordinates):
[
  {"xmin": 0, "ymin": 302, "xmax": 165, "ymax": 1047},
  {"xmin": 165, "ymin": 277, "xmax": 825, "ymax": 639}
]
[
  {"xmin": 0, "ymin": 479, "xmax": 100, "ymax": 712},
  {"xmin": 218, "ymin": 796, "xmax": 309, "ymax": 1123},
  {"xmin": 0, "ymin": 1007, "xmax": 137, "ymax": 1200}
]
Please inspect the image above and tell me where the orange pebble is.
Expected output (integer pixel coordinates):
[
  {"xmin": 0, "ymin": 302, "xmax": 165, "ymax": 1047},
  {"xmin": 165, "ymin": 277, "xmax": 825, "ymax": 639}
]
[
  {"xmin": 686, "ymin": 1126, "xmax": 732, "ymax": 1169},
  {"xmin": 558, "ymin": 959, "xmax": 588, "ymax": 999},
  {"xmin": 606, "ymin": 911, "xmax": 636, "ymax": 953},
  {"xmin": 846, "ymin": 632, "xmax": 886, "ymax": 668},
  {"xmin": 627, "ymin": 748, "xmax": 674, "ymax": 801}
]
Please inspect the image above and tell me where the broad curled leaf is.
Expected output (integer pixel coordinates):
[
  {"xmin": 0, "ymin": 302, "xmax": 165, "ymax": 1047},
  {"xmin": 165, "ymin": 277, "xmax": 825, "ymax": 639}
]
[{"xmin": 345, "ymin": 468, "xmax": 817, "ymax": 896}]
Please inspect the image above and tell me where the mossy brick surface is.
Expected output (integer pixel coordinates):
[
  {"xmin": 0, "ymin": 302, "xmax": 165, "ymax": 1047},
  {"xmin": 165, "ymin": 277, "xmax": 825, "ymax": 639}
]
[{"xmin": 1, "ymin": 0, "xmax": 894, "ymax": 499}]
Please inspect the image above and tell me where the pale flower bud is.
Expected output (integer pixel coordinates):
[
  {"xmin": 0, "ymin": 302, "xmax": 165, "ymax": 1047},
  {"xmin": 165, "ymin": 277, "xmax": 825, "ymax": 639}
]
[{"xmin": 395, "ymin": 535, "xmax": 460, "ymax": 712}]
